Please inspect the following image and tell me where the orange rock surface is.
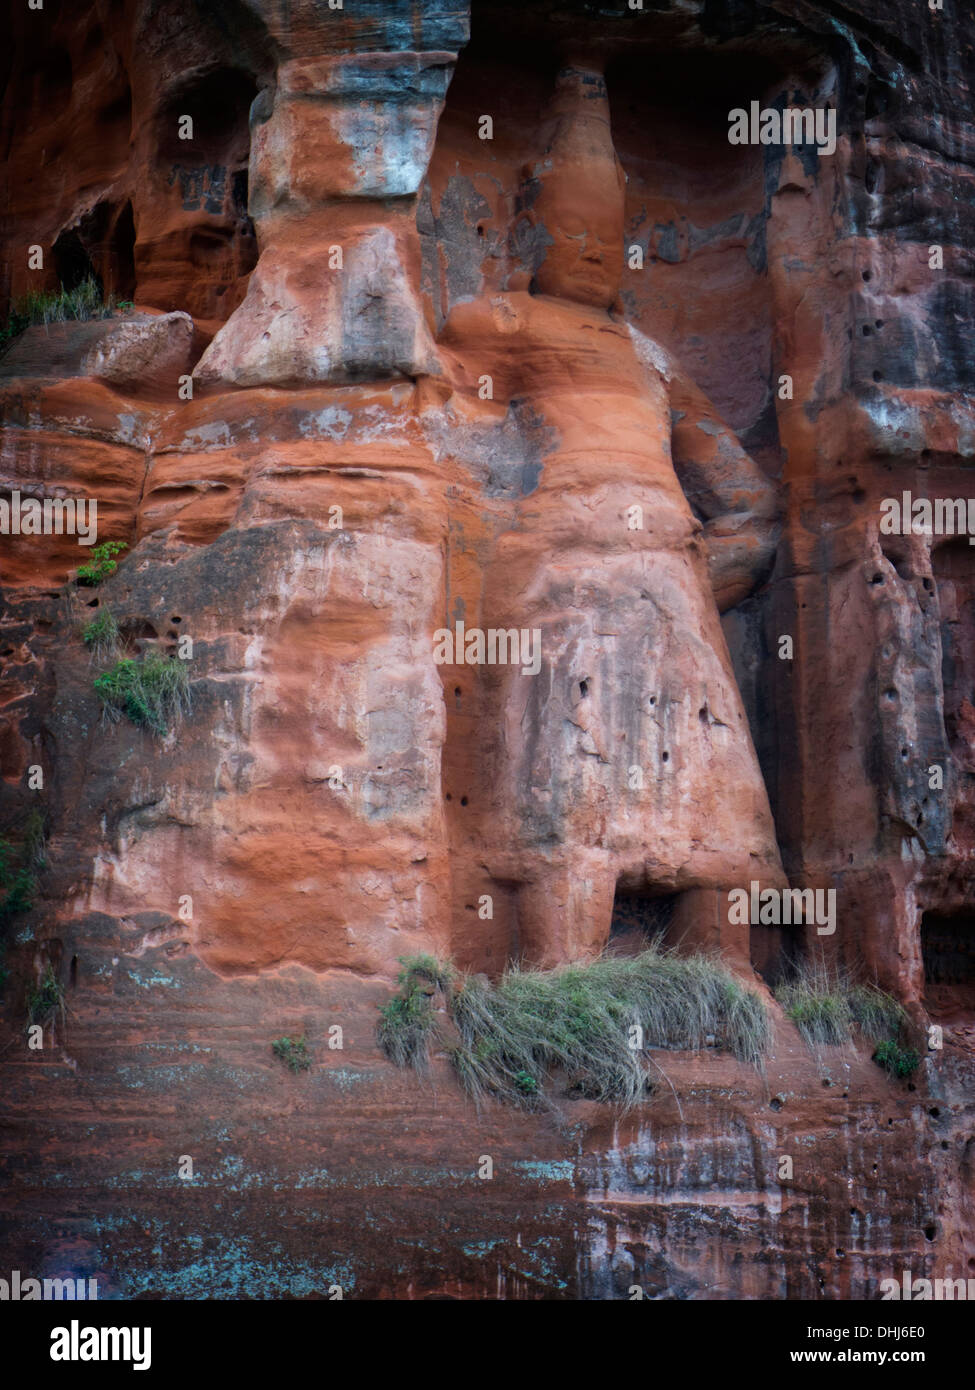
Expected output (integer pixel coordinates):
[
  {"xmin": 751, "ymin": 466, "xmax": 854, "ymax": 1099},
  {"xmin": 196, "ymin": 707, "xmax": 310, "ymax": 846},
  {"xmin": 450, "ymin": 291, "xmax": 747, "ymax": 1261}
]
[{"xmin": 0, "ymin": 0, "xmax": 972, "ymax": 1300}]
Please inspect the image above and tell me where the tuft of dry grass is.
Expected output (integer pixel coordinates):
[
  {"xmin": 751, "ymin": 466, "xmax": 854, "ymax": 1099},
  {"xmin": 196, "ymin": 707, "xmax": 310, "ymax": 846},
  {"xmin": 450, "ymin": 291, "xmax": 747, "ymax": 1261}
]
[
  {"xmin": 378, "ymin": 944, "xmax": 770, "ymax": 1110},
  {"xmin": 94, "ymin": 654, "xmax": 191, "ymax": 736},
  {"xmin": 774, "ymin": 958, "xmax": 907, "ymax": 1049}
]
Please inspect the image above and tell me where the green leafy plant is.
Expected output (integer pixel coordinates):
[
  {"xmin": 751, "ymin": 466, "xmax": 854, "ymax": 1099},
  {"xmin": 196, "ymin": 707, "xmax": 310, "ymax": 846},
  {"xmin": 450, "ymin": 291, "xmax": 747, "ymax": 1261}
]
[
  {"xmin": 94, "ymin": 653, "xmax": 191, "ymax": 736},
  {"xmin": 376, "ymin": 955, "xmax": 453, "ymax": 1071},
  {"xmin": 872, "ymin": 1039, "xmax": 921, "ymax": 1079},
  {"xmin": 378, "ymin": 945, "xmax": 770, "ymax": 1111},
  {"xmin": 0, "ymin": 836, "xmax": 37, "ymax": 925},
  {"xmin": 272, "ymin": 1035, "xmax": 311, "ymax": 1073},
  {"xmin": 77, "ymin": 540, "xmax": 127, "ymax": 586},
  {"xmin": 1, "ymin": 277, "xmax": 118, "ymax": 350},
  {"xmin": 27, "ymin": 964, "xmax": 63, "ymax": 1024},
  {"xmin": 81, "ymin": 608, "xmax": 121, "ymax": 660}
]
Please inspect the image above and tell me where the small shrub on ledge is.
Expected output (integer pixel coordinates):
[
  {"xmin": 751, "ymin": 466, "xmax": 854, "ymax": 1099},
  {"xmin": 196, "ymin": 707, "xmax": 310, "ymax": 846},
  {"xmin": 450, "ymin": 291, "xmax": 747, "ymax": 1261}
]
[
  {"xmin": 872, "ymin": 1038, "xmax": 920, "ymax": 1079},
  {"xmin": 82, "ymin": 608, "xmax": 121, "ymax": 661},
  {"xmin": 77, "ymin": 540, "xmax": 127, "ymax": 586},
  {"xmin": 0, "ymin": 839, "xmax": 36, "ymax": 927},
  {"xmin": 94, "ymin": 654, "xmax": 190, "ymax": 737},
  {"xmin": 377, "ymin": 955, "xmax": 452, "ymax": 1070},
  {"xmin": 27, "ymin": 964, "xmax": 64, "ymax": 1025},
  {"xmin": 377, "ymin": 945, "xmax": 770, "ymax": 1111},
  {"xmin": 0, "ymin": 810, "xmax": 45, "ymax": 928},
  {"xmin": 272, "ymin": 1035, "xmax": 311, "ymax": 1073}
]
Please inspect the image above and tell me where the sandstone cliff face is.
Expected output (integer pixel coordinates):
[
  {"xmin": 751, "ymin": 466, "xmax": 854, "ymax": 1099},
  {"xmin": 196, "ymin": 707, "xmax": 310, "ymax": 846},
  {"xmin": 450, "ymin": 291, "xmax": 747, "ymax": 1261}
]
[{"xmin": 0, "ymin": 0, "xmax": 973, "ymax": 1298}]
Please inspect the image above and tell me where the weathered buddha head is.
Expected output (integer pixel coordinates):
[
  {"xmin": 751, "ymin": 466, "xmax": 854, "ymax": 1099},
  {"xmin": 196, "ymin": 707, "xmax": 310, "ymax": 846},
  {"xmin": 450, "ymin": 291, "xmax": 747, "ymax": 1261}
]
[{"xmin": 526, "ymin": 64, "xmax": 625, "ymax": 309}]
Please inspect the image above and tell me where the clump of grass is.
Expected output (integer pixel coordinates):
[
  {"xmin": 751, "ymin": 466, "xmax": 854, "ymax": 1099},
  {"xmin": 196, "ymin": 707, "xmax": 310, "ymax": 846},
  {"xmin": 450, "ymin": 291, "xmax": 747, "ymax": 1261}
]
[
  {"xmin": 449, "ymin": 949, "xmax": 768, "ymax": 1109},
  {"xmin": 94, "ymin": 654, "xmax": 191, "ymax": 736},
  {"xmin": 848, "ymin": 983, "xmax": 909, "ymax": 1042},
  {"xmin": 1, "ymin": 277, "xmax": 117, "ymax": 350},
  {"xmin": 81, "ymin": 608, "xmax": 121, "ymax": 661},
  {"xmin": 775, "ymin": 961, "xmax": 914, "ymax": 1078},
  {"xmin": 775, "ymin": 966, "xmax": 852, "ymax": 1046},
  {"xmin": 377, "ymin": 955, "xmax": 453, "ymax": 1072},
  {"xmin": 27, "ymin": 964, "xmax": 63, "ymax": 1024},
  {"xmin": 379, "ymin": 944, "xmax": 770, "ymax": 1110},
  {"xmin": 77, "ymin": 540, "xmax": 127, "ymax": 586},
  {"xmin": 272, "ymin": 1035, "xmax": 311, "ymax": 1073}
]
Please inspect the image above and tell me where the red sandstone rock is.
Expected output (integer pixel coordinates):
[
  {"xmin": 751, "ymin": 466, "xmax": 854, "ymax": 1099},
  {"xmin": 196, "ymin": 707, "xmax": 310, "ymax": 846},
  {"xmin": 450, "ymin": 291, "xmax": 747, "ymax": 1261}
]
[{"xmin": 0, "ymin": 0, "xmax": 973, "ymax": 1302}]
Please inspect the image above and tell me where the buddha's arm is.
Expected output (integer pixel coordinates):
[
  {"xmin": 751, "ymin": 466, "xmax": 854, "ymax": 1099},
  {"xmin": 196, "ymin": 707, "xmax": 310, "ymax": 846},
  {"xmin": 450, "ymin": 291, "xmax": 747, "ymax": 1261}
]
[
  {"xmin": 629, "ymin": 325, "xmax": 780, "ymax": 611},
  {"xmin": 668, "ymin": 366, "xmax": 780, "ymax": 611}
]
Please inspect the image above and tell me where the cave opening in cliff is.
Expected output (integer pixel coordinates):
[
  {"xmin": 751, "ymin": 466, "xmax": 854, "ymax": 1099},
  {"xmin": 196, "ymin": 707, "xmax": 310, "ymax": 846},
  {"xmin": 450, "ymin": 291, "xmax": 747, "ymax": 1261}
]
[
  {"xmin": 52, "ymin": 229, "xmax": 100, "ymax": 296},
  {"xmin": 76, "ymin": 201, "xmax": 137, "ymax": 303},
  {"xmin": 609, "ymin": 887, "xmax": 681, "ymax": 956},
  {"xmin": 933, "ymin": 536, "xmax": 975, "ymax": 760},
  {"xmin": 52, "ymin": 199, "xmax": 138, "ymax": 303},
  {"xmin": 156, "ymin": 67, "xmax": 257, "ymax": 167},
  {"xmin": 921, "ymin": 910, "xmax": 975, "ymax": 1019}
]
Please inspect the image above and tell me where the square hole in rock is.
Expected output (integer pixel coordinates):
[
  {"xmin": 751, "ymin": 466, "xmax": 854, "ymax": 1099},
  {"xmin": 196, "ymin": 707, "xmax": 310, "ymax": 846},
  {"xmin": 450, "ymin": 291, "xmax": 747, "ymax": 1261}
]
[
  {"xmin": 922, "ymin": 911, "xmax": 975, "ymax": 1020},
  {"xmin": 609, "ymin": 888, "xmax": 680, "ymax": 956}
]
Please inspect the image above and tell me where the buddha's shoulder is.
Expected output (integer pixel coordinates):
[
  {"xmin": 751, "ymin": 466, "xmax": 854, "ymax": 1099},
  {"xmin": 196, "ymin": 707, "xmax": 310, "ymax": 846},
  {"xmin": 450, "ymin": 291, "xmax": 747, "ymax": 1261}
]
[
  {"xmin": 627, "ymin": 325, "xmax": 676, "ymax": 384},
  {"xmin": 442, "ymin": 291, "xmax": 635, "ymax": 342}
]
